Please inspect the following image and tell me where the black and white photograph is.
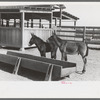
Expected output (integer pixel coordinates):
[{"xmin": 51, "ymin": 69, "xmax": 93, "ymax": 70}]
[{"xmin": 0, "ymin": 1, "xmax": 100, "ymax": 98}]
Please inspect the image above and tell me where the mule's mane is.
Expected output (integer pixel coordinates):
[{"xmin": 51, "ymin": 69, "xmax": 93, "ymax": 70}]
[
  {"xmin": 34, "ymin": 35, "xmax": 45, "ymax": 43},
  {"xmin": 53, "ymin": 33, "xmax": 62, "ymax": 47},
  {"xmin": 56, "ymin": 36, "xmax": 62, "ymax": 42}
]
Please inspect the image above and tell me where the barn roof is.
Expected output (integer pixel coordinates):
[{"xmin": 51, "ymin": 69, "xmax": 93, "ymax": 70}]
[
  {"xmin": 53, "ymin": 11, "xmax": 79, "ymax": 20},
  {"xmin": 0, "ymin": 4, "xmax": 66, "ymax": 11},
  {"xmin": 0, "ymin": 4, "xmax": 79, "ymax": 21}
]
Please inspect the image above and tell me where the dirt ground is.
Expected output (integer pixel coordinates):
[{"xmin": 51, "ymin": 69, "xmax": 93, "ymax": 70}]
[{"xmin": 0, "ymin": 46, "xmax": 100, "ymax": 81}]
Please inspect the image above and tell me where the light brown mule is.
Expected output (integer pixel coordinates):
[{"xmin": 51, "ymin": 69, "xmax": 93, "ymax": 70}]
[{"xmin": 48, "ymin": 31, "xmax": 89, "ymax": 74}]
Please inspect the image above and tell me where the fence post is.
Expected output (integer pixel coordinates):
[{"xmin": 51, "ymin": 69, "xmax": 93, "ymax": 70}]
[{"xmin": 83, "ymin": 27, "xmax": 86, "ymax": 42}]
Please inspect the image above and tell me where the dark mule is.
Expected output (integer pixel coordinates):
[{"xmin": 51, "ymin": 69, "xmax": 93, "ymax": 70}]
[
  {"xmin": 47, "ymin": 32, "xmax": 89, "ymax": 74},
  {"xmin": 28, "ymin": 33, "xmax": 58, "ymax": 59},
  {"xmin": 46, "ymin": 35, "xmax": 58, "ymax": 59}
]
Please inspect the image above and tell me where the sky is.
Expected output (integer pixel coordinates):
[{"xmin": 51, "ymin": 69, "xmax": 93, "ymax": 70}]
[
  {"xmin": 64, "ymin": 2, "xmax": 100, "ymax": 26},
  {"xmin": 0, "ymin": 2, "xmax": 100, "ymax": 26}
]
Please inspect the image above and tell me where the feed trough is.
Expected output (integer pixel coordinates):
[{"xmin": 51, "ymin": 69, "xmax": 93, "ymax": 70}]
[{"xmin": 0, "ymin": 51, "xmax": 76, "ymax": 81}]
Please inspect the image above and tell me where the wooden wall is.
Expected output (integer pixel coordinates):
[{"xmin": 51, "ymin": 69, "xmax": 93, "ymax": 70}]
[
  {"xmin": 0, "ymin": 27, "xmax": 52, "ymax": 48},
  {"xmin": 0, "ymin": 27, "xmax": 22, "ymax": 48},
  {"xmin": 24, "ymin": 28, "xmax": 52, "ymax": 48}
]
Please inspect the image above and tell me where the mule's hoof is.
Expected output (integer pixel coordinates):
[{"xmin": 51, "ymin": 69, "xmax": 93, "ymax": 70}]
[
  {"xmin": 82, "ymin": 70, "xmax": 86, "ymax": 74},
  {"xmin": 66, "ymin": 75, "xmax": 70, "ymax": 78},
  {"xmin": 75, "ymin": 71, "xmax": 82, "ymax": 74}
]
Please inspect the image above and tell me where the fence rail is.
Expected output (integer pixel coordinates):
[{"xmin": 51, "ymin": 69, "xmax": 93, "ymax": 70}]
[{"xmin": 56, "ymin": 26, "xmax": 100, "ymax": 45}]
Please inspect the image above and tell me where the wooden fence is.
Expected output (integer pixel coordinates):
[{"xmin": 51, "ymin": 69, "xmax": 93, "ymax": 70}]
[{"xmin": 56, "ymin": 26, "xmax": 100, "ymax": 45}]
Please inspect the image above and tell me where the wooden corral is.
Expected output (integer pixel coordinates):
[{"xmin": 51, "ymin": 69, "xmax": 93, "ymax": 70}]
[
  {"xmin": 0, "ymin": 5, "xmax": 79, "ymax": 50},
  {"xmin": 0, "ymin": 51, "xmax": 76, "ymax": 81},
  {"xmin": 57, "ymin": 26, "xmax": 100, "ymax": 45}
]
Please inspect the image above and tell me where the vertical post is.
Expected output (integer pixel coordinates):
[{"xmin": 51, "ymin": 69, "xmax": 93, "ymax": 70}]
[
  {"xmin": 0, "ymin": 13, "xmax": 2, "ymax": 27},
  {"xmin": 55, "ymin": 18, "xmax": 57, "ymax": 27},
  {"xmin": 39, "ymin": 18, "xmax": 41, "ymax": 28},
  {"xmin": 20, "ymin": 18, "xmax": 21, "ymax": 28},
  {"xmin": 74, "ymin": 21, "xmax": 76, "ymax": 27},
  {"xmin": 59, "ymin": 7, "xmax": 62, "ymax": 27},
  {"xmin": 2, "ymin": 19, "xmax": 3, "ymax": 26},
  {"xmin": 31, "ymin": 19, "xmax": 33, "ymax": 28},
  {"xmin": 83, "ymin": 27, "xmax": 86, "ymax": 42},
  {"xmin": 14, "ymin": 19, "xmax": 16, "ymax": 27},
  {"xmin": 27, "ymin": 19, "xmax": 29, "ymax": 28},
  {"xmin": 6, "ymin": 19, "xmax": 9, "ymax": 27},
  {"xmin": 20, "ymin": 12, "xmax": 25, "ymax": 51},
  {"xmin": 49, "ymin": 12, "xmax": 53, "ymax": 28},
  {"xmin": 92, "ymin": 28, "xmax": 94, "ymax": 39}
]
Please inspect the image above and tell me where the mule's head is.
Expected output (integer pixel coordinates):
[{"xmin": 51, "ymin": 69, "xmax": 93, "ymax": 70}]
[
  {"xmin": 46, "ymin": 36, "xmax": 54, "ymax": 44},
  {"xmin": 46, "ymin": 30, "xmax": 56, "ymax": 43},
  {"xmin": 28, "ymin": 33, "xmax": 36, "ymax": 46},
  {"xmin": 52, "ymin": 30, "xmax": 56, "ymax": 36}
]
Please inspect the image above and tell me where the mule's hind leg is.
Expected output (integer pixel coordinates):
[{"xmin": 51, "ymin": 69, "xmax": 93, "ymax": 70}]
[
  {"xmin": 82, "ymin": 57, "xmax": 87, "ymax": 73},
  {"xmin": 61, "ymin": 52, "xmax": 67, "ymax": 61},
  {"xmin": 65, "ymin": 54, "xmax": 67, "ymax": 61},
  {"xmin": 51, "ymin": 51, "xmax": 56, "ymax": 59}
]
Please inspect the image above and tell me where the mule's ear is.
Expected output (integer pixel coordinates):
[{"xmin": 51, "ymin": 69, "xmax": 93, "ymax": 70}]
[
  {"xmin": 53, "ymin": 30, "xmax": 56, "ymax": 35},
  {"xmin": 52, "ymin": 30, "xmax": 55, "ymax": 35},
  {"xmin": 31, "ymin": 33, "xmax": 34, "ymax": 36}
]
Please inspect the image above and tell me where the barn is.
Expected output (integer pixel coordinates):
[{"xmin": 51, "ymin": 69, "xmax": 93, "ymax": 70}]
[{"xmin": 0, "ymin": 4, "xmax": 79, "ymax": 50}]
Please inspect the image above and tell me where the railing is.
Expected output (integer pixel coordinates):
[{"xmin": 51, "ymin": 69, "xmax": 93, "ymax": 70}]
[
  {"xmin": 0, "ymin": 19, "xmax": 55, "ymax": 29},
  {"xmin": 56, "ymin": 26, "xmax": 100, "ymax": 45},
  {"xmin": 0, "ymin": 20, "xmax": 21, "ymax": 28},
  {"xmin": 24, "ymin": 22, "xmax": 53, "ymax": 29}
]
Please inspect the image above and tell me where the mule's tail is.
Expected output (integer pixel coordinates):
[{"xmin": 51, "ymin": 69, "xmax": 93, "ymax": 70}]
[{"xmin": 85, "ymin": 45, "xmax": 89, "ymax": 57}]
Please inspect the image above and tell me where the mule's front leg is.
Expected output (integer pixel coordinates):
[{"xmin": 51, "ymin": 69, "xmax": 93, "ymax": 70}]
[
  {"xmin": 82, "ymin": 57, "xmax": 87, "ymax": 73},
  {"xmin": 40, "ymin": 52, "xmax": 46, "ymax": 57},
  {"xmin": 51, "ymin": 51, "xmax": 56, "ymax": 59},
  {"xmin": 61, "ymin": 52, "xmax": 67, "ymax": 61}
]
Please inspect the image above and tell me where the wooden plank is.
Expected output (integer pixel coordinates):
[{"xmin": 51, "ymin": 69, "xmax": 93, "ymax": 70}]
[
  {"xmin": 75, "ymin": 34, "xmax": 83, "ymax": 36},
  {"xmin": 20, "ymin": 58, "xmax": 62, "ymax": 80},
  {"xmin": 92, "ymin": 36, "xmax": 100, "ymax": 39},
  {"xmin": 57, "ymin": 30, "xmax": 84, "ymax": 33},
  {"xmin": 76, "ymin": 31, "xmax": 84, "ymax": 33},
  {"xmin": 86, "ymin": 26, "xmax": 100, "ymax": 29},
  {"xmin": 52, "ymin": 65, "xmax": 62, "ymax": 80},
  {"xmin": 58, "ymin": 26, "xmax": 84, "ymax": 29},
  {"xmin": 58, "ymin": 26, "xmax": 100, "ymax": 29},
  {"xmin": 86, "ymin": 32, "xmax": 100, "ymax": 34},
  {"xmin": 0, "ymin": 27, "xmax": 22, "ymax": 47},
  {"xmin": 20, "ymin": 12, "xmax": 25, "ymax": 51},
  {"xmin": 0, "ymin": 53, "xmax": 18, "ymax": 65},
  {"xmin": 86, "ymin": 41, "xmax": 100, "ymax": 44},
  {"xmin": 57, "ymin": 30, "xmax": 76, "ymax": 33},
  {"xmin": 83, "ymin": 27, "xmax": 86, "ymax": 42},
  {"xmin": 7, "ymin": 51, "xmax": 76, "ymax": 68},
  {"xmin": 57, "ymin": 35, "xmax": 75, "ymax": 38},
  {"xmin": 61, "ymin": 67, "xmax": 76, "ymax": 77},
  {"xmin": 20, "ymin": 58, "xmax": 50, "ymax": 73}
]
